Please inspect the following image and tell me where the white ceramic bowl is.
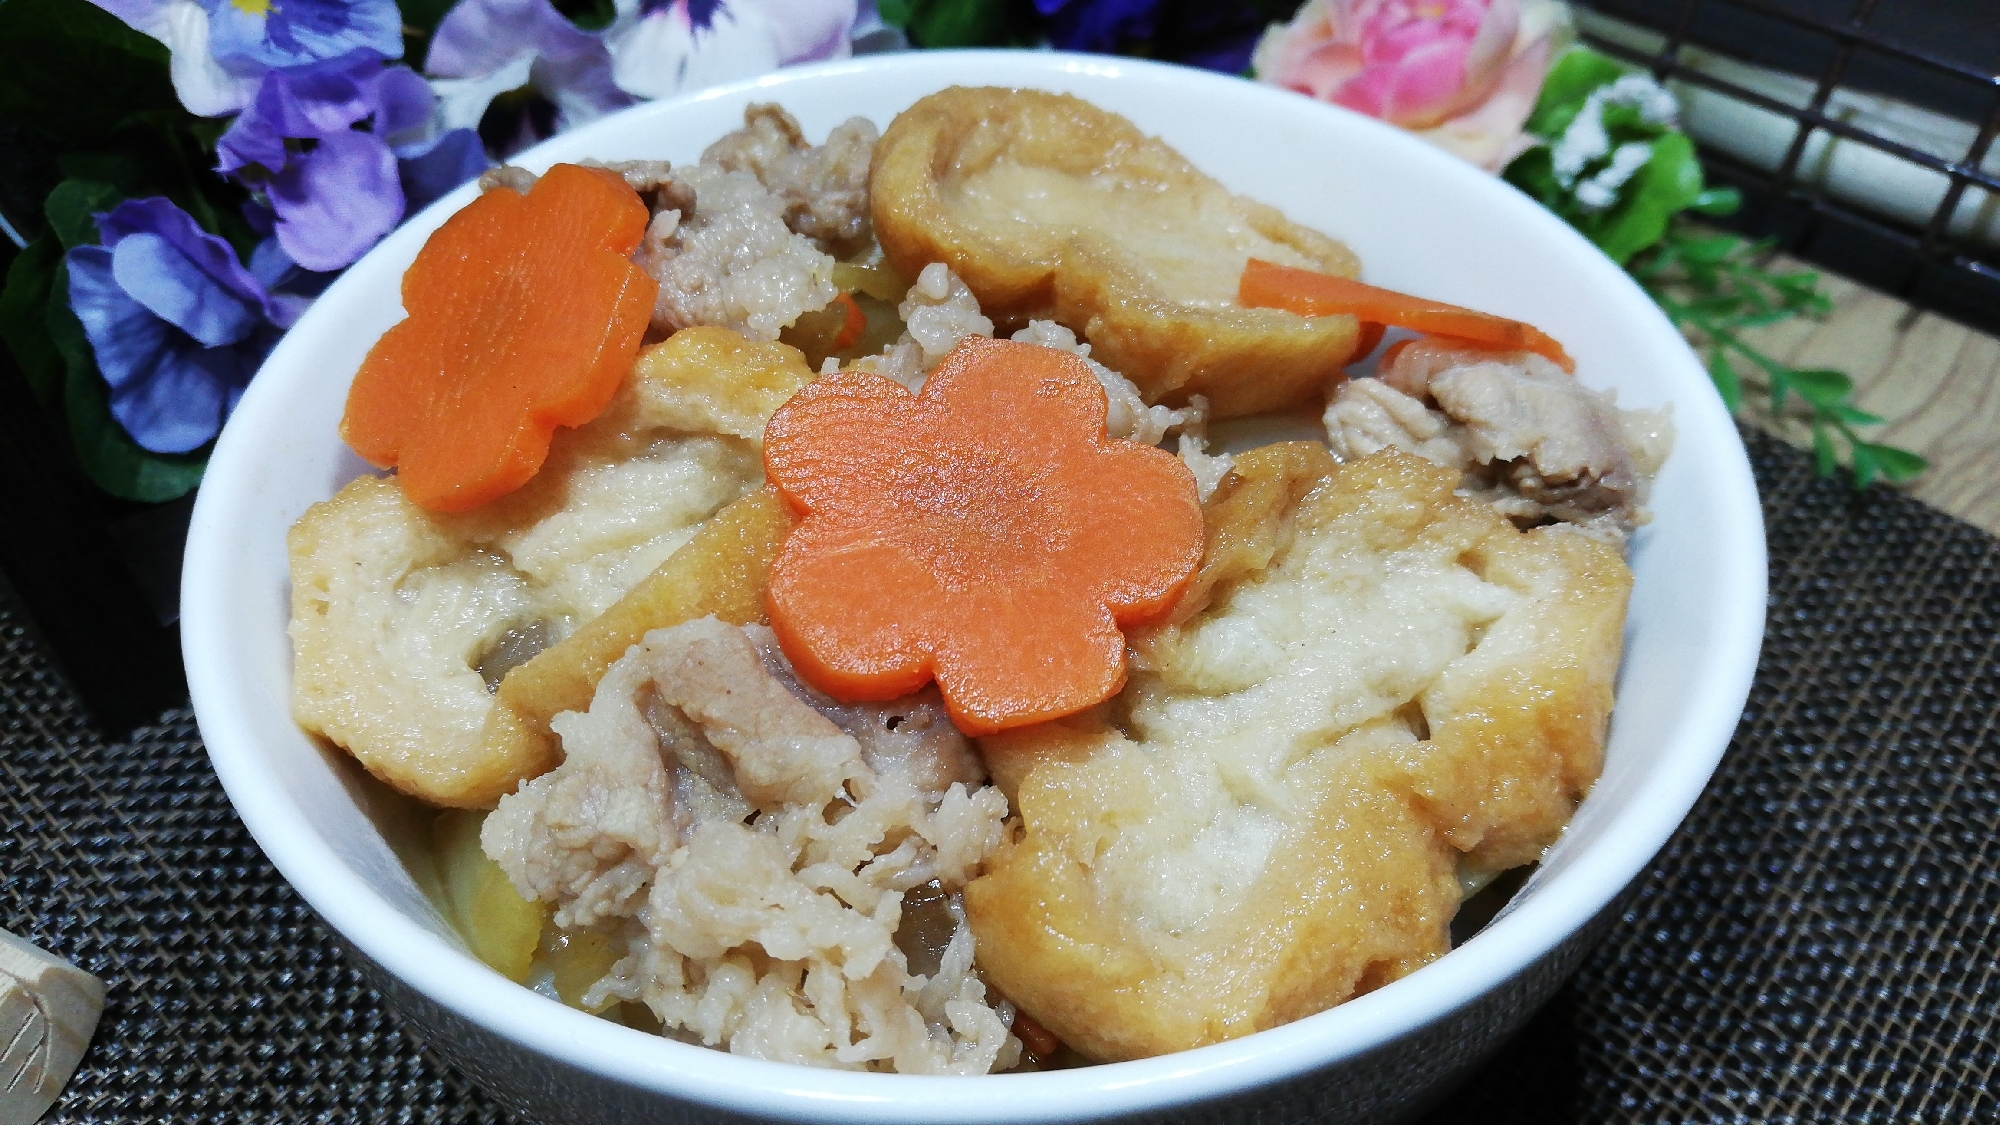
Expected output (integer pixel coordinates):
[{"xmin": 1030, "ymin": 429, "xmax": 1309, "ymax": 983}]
[{"xmin": 183, "ymin": 49, "xmax": 1766, "ymax": 1125}]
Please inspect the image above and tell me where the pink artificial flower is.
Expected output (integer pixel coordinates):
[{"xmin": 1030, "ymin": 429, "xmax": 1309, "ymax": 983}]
[{"xmin": 1253, "ymin": 0, "xmax": 1570, "ymax": 172}]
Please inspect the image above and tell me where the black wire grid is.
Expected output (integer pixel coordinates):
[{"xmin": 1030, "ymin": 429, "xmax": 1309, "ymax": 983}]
[{"xmin": 1575, "ymin": 0, "xmax": 2000, "ymax": 336}]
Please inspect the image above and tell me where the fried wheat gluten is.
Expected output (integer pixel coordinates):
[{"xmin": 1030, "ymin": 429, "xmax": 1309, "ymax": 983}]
[
  {"xmin": 870, "ymin": 87, "xmax": 1364, "ymax": 418},
  {"xmin": 966, "ymin": 445, "xmax": 1631, "ymax": 1061},
  {"xmin": 288, "ymin": 328, "xmax": 810, "ymax": 807}
]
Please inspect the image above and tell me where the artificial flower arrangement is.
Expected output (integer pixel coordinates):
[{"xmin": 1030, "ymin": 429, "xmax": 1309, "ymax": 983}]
[{"xmin": 0, "ymin": 0, "xmax": 1918, "ymax": 507}]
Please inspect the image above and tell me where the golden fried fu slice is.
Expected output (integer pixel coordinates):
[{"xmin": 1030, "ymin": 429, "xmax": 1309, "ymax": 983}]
[
  {"xmin": 870, "ymin": 86, "xmax": 1363, "ymax": 417},
  {"xmin": 966, "ymin": 445, "xmax": 1632, "ymax": 1061},
  {"xmin": 288, "ymin": 328, "xmax": 808, "ymax": 807}
]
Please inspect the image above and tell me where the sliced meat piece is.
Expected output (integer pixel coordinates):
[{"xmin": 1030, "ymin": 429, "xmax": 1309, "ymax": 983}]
[
  {"xmin": 636, "ymin": 162, "xmax": 837, "ymax": 342},
  {"xmin": 483, "ymin": 647, "xmax": 681, "ymax": 929},
  {"xmin": 703, "ymin": 104, "xmax": 878, "ymax": 255},
  {"xmin": 1330, "ymin": 339, "xmax": 1672, "ymax": 533}
]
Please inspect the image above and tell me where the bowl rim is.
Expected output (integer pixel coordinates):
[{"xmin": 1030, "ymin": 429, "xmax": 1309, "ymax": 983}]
[{"xmin": 183, "ymin": 48, "xmax": 1768, "ymax": 1123}]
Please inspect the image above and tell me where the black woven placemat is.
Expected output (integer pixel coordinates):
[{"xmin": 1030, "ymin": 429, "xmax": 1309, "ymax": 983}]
[{"xmin": 5, "ymin": 426, "xmax": 1996, "ymax": 1124}]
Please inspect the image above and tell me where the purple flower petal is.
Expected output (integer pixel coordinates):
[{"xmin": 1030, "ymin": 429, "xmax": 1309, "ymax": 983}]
[
  {"xmin": 372, "ymin": 64, "xmax": 438, "ymax": 145},
  {"xmin": 246, "ymin": 233, "xmax": 293, "ymax": 289},
  {"xmin": 216, "ymin": 99, "xmax": 290, "ymax": 177},
  {"xmin": 269, "ymin": 129, "xmax": 404, "ymax": 272},
  {"xmin": 203, "ymin": 0, "xmax": 402, "ymax": 70},
  {"xmin": 397, "ymin": 128, "xmax": 491, "ymax": 215},
  {"xmin": 68, "ymin": 245, "xmax": 171, "ymax": 396},
  {"xmin": 112, "ymin": 335, "xmax": 247, "ymax": 453},
  {"xmin": 1038, "ymin": 0, "xmax": 1161, "ymax": 54},
  {"xmin": 92, "ymin": 198, "xmax": 277, "ymax": 324},
  {"xmin": 68, "ymin": 200, "xmax": 278, "ymax": 452},
  {"xmin": 426, "ymin": 0, "xmax": 595, "ymax": 80},
  {"xmin": 110, "ymin": 232, "xmax": 262, "ymax": 347},
  {"xmin": 217, "ymin": 53, "xmax": 384, "ymax": 175},
  {"xmin": 217, "ymin": 52, "xmax": 439, "ymax": 186},
  {"xmin": 768, "ymin": 0, "xmax": 856, "ymax": 65},
  {"xmin": 89, "ymin": 0, "xmax": 171, "ymax": 27},
  {"xmin": 532, "ymin": 38, "xmax": 637, "ymax": 130},
  {"xmin": 270, "ymin": 51, "xmax": 386, "ymax": 134},
  {"xmin": 68, "ymin": 245, "xmax": 243, "ymax": 453},
  {"xmin": 247, "ymin": 237, "xmax": 337, "ymax": 328},
  {"xmin": 427, "ymin": 0, "xmax": 634, "ymax": 137}
]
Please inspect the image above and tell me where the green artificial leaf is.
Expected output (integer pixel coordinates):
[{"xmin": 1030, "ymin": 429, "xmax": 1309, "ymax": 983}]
[
  {"xmin": 1870, "ymin": 444, "xmax": 1929, "ymax": 483},
  {"xmin": 1788, "ymin": 367, "xmax": 1854, "ymax": 411},
  {"xmin": 876, "ymin": 0, "xmax": 915, "ymax": 27},
  {"xmin": 0, "ymin": 238, "xmax": 65, "ymax": 410},
  {"xmin": 1811, "ymin": 418, "xmax": 1837, "ymax": 477},
  {"xmin": 1689, "ymin": 186, "xmax": 1742, "ymax": 216},
  {"xmin": 55, "ymin": 150, "xmax": 156, "ymax": 193},
  {"xmin": 899, "ymin": 0, "xmax": 1015, "ymax": 46},
  {"xmin": 1706, "ymin": 349, "xmax": 1741, "ymax": 413},
  {"xmin": 187, "ymin": 116, "xmax": 231, "ymax": 154},
  {"xmin": 1675, "ymin": 235, "xmax": 1741, "ymax": 265},
  {"xmin": 552, "ymin": 0, "xmax": 615, "ymax": 31},
  {"xmin": 1685, "ymin": 294, "xmax": 1745, "ymax": 319},
  {"xmin": 1768, "ymin": 366, "xmax": 1791, "ymax": 416},
  {"xmin": 1591, "ymin": 132, "xmax": 1706, "ymax": 264},
  {"xmin": 46, "ymin": 261, "xmax": 208, "ymax": 502},
  {"xmin": 1500, "ymin": 146, "xmax": 1562, "ymax": 207},
  {"xmin": 400, "ymin": 0, "xmax": 458, "ymax": 61},
  {"xmin": 1847, "ymin": 440, "xmax": 1879, "ymax": 488},
  {"xmin": 1598, "ymin": 102, "xmax": 1655, "ymax": 139},
  {"xmin": 0, "ymin": 0, "xmax": 177, "ymax": 148},
  {"xmin": 1638, "ymin": 215, "xmax": 1924, "ymax": 486},
  {"xmin": 57, "ymin": 118, "xmax": 246, "ymax": 244},
  {"xmin": 1525, "ymin": 48, "xmax": 1628, "ymax": 139},
  {"xmin": 45, "ymin": 178, "xmax": 126, "ymax": 249},
  {"xmin": 1735, "ymin": 305, "xmax": 1799, "ymax": 329}
]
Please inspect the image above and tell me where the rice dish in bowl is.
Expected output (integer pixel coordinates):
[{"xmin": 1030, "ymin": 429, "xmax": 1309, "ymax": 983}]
[{"xmin": 184, "ymin": 49, "xmax": 1764, "ymax": 1125}]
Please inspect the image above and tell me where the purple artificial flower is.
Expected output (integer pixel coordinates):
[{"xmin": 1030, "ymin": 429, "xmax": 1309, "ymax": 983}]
[
  {"xmin": 65, "ymin": 199, "xmax": 282, "ymax": 454},
  {"xmin": 603, "ymin": 0, "xmax": 857, "ymax": 101},
  {"xmin": 217, "ymin": 51, "xmax": 488, "ymax": 272},
  {"xmin": 399, "ymin": 128, "xmax": 495, "ymax": 215},
  {"xmin": 88, "ymin": 0, "xmax": 261, "ymax": 116},
  {"xmin": 1155, "ymin": 4, "xmax": 1286, "ymax": 74},
  {"xmin": 425, "ymin": 0, "xmax": 635, "ymax": 152},
  {"xmin": 202, "ymin": 0, "xmax": 403, "ymax": 70},
  {"xmin": 91, "ymin": 0, "xmax": 406, "ymax": 117},
  {"xmin": 1034, "ymin": 0, "xmax": 1160, "ymax": 56}
]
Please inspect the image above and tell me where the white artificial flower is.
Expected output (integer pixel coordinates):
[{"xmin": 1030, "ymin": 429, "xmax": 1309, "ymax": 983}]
[
  {"xmin": 91, "ymin": 0, "xmax": 261, "ymax": 116},
  {"xmin": 603, "ymin": 0, "xmax": 857, "ymax": 102}
]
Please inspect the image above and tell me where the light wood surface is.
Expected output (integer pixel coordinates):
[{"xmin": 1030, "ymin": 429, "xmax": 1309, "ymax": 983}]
[{"xmin": 1730, "ymin": 264, "xmax": 2000, "ymax": 536}]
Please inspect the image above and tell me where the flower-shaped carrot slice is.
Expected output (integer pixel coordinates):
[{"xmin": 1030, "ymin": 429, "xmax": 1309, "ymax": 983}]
[
  {"xmin": 763, "ymin": 336, "xmax": 1205, "ymax": 735},
  {"xmin": 342, "ymin": 164, "xmax": 658, "ymax": 513}
]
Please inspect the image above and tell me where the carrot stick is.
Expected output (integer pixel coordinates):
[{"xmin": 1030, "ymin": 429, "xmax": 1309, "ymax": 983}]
[
  {"xmin": 830, "ymin": 292, "xmax": 866, "ymax": 351},
  {"xmin": 1240, "ymin": 258, "xmax": 1574, "ymax": 372}
]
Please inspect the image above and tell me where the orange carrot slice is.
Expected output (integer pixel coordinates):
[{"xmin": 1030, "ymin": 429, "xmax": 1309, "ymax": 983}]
[
  {"xmin": 830, "ymin": 292, "xmax": 866, "ymax": 351},
  {"xmin": 342, "ymin": 164, "xmax": 658, "ymax": 513},
  {"xmin": 1240, "ymin": 258, "xmax": 1574, "ymax": 372},
  {"xmin": 762, "ymin": 336, "xmax": 1204, "ymax": 735}
]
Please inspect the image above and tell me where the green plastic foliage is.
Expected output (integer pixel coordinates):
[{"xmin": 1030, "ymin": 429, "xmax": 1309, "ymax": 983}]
[
  {"xmin": 879, "ymin": 0, "xmax": 1019, "ymax": 47},
  {"xmin": 1524, "ymin": 49, "xmax": 1626, "ymax": 139},
  {"xmin": 0, "ymin": 0, "xmax": 175, "ymax": 149},
  {"xmin": 1505, "ymin": 48, "xmax": 1707, "ymax": 265},
  {"xmin": 0, "ymin": 239, "xmax": 65, "ymax": 410}
]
